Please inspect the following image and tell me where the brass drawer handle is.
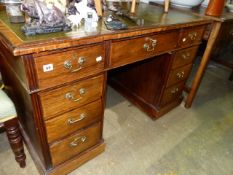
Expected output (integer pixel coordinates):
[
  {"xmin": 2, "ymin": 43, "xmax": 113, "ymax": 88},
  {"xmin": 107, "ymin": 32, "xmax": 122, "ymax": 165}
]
[
  {"xmin": 64, "ymin": 54, "xmax": 86, "ymax": 73},
  {"xmin": 70, "ymin": 136, "xmax": 87, "ymax": 147},
  {"xmin": 182, "ymin": 52, "xmax": 191, "ymax": 59},
  {"xmin": 176, "ymin": 71, "xmax": 185, "ymax": 79},
  {"xmin": 171, "ymin": 88, "xmax": 179, "ymax": 94},
  {"xmin": 67, "ymin": 113, "xmax": 86, "ymax": 125},
  {"xmin": 143, "ymin": 37, "xmax": 157, "ymax": 52},
  {"xmin": 188, "ymin": 32, "xmax": 197, "ymax": 41},
  {"xmin": 65, "ymin": 88, "xmax": 86, "ymax": 102}
]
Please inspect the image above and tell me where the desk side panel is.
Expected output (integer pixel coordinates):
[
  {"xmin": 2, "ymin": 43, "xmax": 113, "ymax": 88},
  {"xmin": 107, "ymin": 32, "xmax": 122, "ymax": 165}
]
[
  {"xmin": 0, "ymin": 46, "xmax": 51, "ymax": 169},
  {"xmin": 109, "ymin": 54, "xmax": 171, "ymax": 119}
]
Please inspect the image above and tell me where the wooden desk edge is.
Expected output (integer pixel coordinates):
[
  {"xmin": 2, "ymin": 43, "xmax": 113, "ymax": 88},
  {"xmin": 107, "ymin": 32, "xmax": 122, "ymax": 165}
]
[{"xmin": 0, "ymin": 18, "xmax": 212, "ymax": 57}]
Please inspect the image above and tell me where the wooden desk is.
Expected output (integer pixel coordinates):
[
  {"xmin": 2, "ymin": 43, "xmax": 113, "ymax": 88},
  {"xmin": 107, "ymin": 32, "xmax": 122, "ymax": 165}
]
[{"xmin": 0, "ymin": 2, "xmax": 211, "ymax": 175}]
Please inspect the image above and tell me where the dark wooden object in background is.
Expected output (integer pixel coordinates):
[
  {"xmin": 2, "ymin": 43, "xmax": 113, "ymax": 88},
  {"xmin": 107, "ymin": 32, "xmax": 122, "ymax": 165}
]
[{"xmin": 210, "ymin": 18, "xmax": 233, "ymax": 81}]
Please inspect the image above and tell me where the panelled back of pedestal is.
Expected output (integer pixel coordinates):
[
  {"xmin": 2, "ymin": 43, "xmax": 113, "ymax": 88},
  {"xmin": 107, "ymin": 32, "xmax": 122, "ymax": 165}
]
[
  {"xmin": 160, "ymin": 25, "xmax": 205, "ymax": 107},
  {"xmin": 34, "ymin": 43, "xmax": 105, "ymax": 167}
]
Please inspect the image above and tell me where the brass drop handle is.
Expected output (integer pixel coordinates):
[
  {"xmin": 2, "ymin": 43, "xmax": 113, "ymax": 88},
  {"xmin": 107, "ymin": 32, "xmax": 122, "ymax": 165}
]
[
  {"xmin": 182, "ymin": 52, "xmax": 191, "ymax": 59},
  {"xmin": 65, "ymin": 88, "xmax": 86, "ymax": 102},
  {"xmin": 171, "ymin": 88, "xmax": 179, "ymax": 94},
  {"xmin": 188, "ymin": 32, "xmax": 197, "ymax": 40},
  {"xmin": 64, "ymin": 55, "xmax": 86, "ymax": 73},
  {"xmin": 67, "ymin": 113, "xmax": 86, "ymax": 125},
  {"xmin": 176, "ymin": 71, "xmax": 185, "ymax": 79},
  {"xmin": 143, "ymin": 37, "xmax": 157, "ymax": 52},
  {"xmin": 70, "ymin": 136, "xmax": 87, "ymax": 147}
]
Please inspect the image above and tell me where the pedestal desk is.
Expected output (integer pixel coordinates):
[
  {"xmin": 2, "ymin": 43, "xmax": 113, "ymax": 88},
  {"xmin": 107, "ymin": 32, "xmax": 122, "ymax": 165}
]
[{"xmin": 0, "ymin": 2, "xmax": 212, "ymax": 175}]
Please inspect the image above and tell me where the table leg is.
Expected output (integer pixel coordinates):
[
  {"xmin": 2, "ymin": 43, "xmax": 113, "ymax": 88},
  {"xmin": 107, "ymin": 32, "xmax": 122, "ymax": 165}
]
[
  {"xmin": 185, "ymin": 22, "xmax": 222, "ymax": 108},
  {"xmin": 4, "ymin": 118, "xmax": 26, "ymax": 168}
]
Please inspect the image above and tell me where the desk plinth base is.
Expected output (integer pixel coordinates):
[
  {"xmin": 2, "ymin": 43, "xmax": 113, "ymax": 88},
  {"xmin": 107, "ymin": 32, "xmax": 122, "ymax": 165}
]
[
  {"xmin": 109, "ymin": 78, "xmax": 183, "ymax": 120},
  {"xmin": 20, "ymin": 124, "xmax": 105, "ymax": 175},
  {"xmin": 47, "ymin": 142, "xmax": 105, "ymax": 175}
]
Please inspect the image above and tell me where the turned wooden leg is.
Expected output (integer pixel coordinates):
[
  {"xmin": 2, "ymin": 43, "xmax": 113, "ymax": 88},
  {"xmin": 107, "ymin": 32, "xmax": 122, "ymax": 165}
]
[
  {"xmin": 185, "ymin": 22, "xmax": 222, "ymax": 108},
  {"xmin": 4, "ymin": 118, "xmax": 26, "ymax": 168}
]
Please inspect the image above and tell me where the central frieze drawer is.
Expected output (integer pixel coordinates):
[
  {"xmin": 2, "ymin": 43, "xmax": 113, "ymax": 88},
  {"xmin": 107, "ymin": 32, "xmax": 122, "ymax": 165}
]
[
  {"xmin": 50, "ymin": 122, "xmax": 102, "ymax": 166},
  {"xmin": 109, "ymin": 30, "xmax": 179, "ymax": 68},
  {"xmin": 35, "ymin": 44, "xmax": 105, "ymax": 89},
  {"xmin": 45, "ymin": 99, "xmax": 103, "ymax": 143},
  {"xmin": 39, "ymin": 75, "xmax": 104, "ymax": 119}
]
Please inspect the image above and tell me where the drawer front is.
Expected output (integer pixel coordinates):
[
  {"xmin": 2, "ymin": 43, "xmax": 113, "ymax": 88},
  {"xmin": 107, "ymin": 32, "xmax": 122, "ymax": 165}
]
[
  {"xmin": 39, "ymin": 75, "xmax": 104, "ymax": 119},
  {"xmin": 50, "ymin": 122, "xmax": 101, "ymax": 166},
  {"xmin": 45, "ymin": 99, "xmax": 103, "ymax": 143},
  {"xmin": 179, "ymin": 25, "xmax": 205, "ymax": 47},
  {"xmin": 109, "ymin": 30, "xmax": 179, "ymax": 68},
  {"xmin": 35, "ymin": 44, "xmax": 105, "ymax": 89},
  {"xmin": 161, "ymin": 82, "xmax": 184, "ymax": 106},
  {"xmin": 172, "ymin": 46, "xmax": 199, "ymax": 69},
  {"xmin": 166, "ymin": 64, "xmax": 192, "ymax": 87}
]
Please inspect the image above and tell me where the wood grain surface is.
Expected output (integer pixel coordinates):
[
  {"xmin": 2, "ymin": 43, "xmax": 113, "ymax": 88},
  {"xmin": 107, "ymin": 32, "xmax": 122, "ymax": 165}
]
[
  {"xmin": 109, "ymin": 30, "xmax": 179, "ymax": 68},
  {"xmin": 178, "ymin": 25, "xmax": 205, "ymax": 47},
  {"xmin": 34, "ymin": 44, "xmax": 105, "ymax": 89},
  {"xmin": 172, "ymin": 46, "xmax": 199, "ymax": 69},
  {"xmin": 160, "ymin": 81, "xmax": 184, "ymax": 106},
  {"xmin": 50, "ymin": 122, "xmax": 102, "ymax": 166},
  {"xmin": 166, "ymin": 64, "xmax": 193, "ymax": 87},
  {"xmin": 39, "ymin": 74, "xmax": 104, "ymax": 119},
  {"xmin": 45, "ymin": 99, "xmax": 103, "ymax": 143}
]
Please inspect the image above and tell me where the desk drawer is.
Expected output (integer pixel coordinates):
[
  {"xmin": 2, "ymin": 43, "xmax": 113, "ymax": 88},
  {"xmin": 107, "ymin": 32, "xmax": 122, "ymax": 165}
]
[
  {"xmin": 45, "ymin": 99, "xmax": 102, "ymax": 143},
  {"xmin": 39, "ymin": 75, "xmax": 104, "ymax": 119},
  {"xmin": 172, "ymin": 46, "xmax": 199, "ymax": 69},
  {"xmin": 109, "ymin": 30, "xmax": 179, "ymax": 68},
  {"xmin": 179, "ymin": 25, "xmax": 205, "ymax": 47},
  {"xmin": 50, "ymin": 122, "xmax": 101, "ymax": 166},
  {"xmin": 35, "ymin": 44, "xmax": 105, "ymax": 89},
  {"xmin": 166, "ymin": 64, "xmax": 192, "ymax": 87},
  {"xmin": 161, "ymin": 82, "xmax": 184, "ymax": 106}
]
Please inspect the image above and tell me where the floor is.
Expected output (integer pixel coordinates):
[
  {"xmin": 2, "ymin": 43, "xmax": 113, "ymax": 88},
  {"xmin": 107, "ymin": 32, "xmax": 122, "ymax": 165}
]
[{"xmin": 0, "ymin": 62, "xmax": 233, "ymax": 175}]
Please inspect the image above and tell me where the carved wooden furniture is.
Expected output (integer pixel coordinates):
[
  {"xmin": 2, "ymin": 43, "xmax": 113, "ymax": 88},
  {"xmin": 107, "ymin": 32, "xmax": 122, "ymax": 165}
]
[
  {"xmin": 0, "ymin": 84, "xmax": 26, "ymax": 168},
  {"xmin": 0, "ymin": 2, "xmax": 212, "ymax": 175}
]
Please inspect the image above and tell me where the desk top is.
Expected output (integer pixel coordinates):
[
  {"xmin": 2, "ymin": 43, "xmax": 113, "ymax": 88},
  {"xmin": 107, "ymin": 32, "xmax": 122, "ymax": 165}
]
[{"xmin": 0, "ymin": 2, "xmax": 211, "ymax": 56}]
